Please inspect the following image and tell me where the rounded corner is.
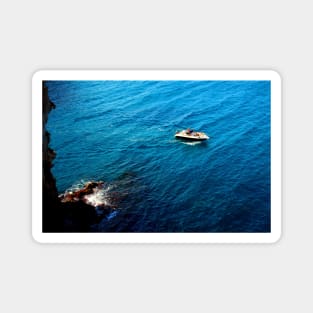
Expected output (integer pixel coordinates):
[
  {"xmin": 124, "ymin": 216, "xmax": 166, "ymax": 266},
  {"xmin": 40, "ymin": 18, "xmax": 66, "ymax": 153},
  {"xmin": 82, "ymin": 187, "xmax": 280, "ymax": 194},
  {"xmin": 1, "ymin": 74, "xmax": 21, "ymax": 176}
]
[
  {"xmin": 31, "ymin": 230, "xmax": 45, "ymax": 244},
  {"xmin": 32, "ymin": 70, "xmax": 45, "ymax": 85},
  {"xmin": 268, "ymin": 69, "xmax": 282, "ymax": 84},
  {"xmin": 269, "ymin": 230, "xmax": 282, "ymax": 244}
]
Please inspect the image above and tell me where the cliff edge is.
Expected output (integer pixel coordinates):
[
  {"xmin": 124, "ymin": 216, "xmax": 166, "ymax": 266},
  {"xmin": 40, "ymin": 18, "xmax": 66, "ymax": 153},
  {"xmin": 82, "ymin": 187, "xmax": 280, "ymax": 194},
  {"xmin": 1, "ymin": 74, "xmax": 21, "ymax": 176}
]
[{"xmin": 42, "ymin": 82, "xmax": 97, "ymax": 232}]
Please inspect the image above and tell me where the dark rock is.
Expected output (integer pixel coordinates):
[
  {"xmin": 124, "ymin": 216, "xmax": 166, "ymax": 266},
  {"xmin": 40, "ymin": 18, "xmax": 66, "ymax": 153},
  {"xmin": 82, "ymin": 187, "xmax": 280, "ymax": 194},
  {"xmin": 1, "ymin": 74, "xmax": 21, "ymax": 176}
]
[
  {"xmin": 42, "ymin": 82, "xmax": 97, "ymax": 232},
  {"xmin": 60, "ymin": 181, "xmax": 105, "ymax": 204},
  {"xmin": 60, "ymin": 201, "xmax": 98, "ymax": 232}
]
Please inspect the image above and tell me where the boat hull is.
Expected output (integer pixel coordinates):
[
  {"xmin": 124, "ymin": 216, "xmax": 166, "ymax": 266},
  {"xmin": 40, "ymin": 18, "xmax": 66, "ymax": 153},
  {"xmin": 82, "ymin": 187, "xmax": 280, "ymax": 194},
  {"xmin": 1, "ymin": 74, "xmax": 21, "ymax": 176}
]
[{"xmin": 175, "ymin": 134, "xmax": 209, "ymax": 141}]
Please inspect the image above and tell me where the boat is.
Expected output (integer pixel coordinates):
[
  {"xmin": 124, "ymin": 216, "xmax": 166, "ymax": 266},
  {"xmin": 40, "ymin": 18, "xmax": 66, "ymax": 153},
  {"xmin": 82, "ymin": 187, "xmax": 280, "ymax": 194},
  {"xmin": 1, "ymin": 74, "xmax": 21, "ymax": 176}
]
[{"xmin": 175, "ymin": 128, "xmax": 209, "ymax": 141}]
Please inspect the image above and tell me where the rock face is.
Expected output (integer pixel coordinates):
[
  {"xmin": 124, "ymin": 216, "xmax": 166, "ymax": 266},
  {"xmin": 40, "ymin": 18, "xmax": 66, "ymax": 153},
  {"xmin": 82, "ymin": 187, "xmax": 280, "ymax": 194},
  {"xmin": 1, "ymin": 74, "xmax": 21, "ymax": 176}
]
[
  {"xmin": 42, "ymin": 82, "xmax": 98, "ymax": 232},
  {"xmin": 42, "ymin": 82, "xmax": 61, "ymax": 232}
]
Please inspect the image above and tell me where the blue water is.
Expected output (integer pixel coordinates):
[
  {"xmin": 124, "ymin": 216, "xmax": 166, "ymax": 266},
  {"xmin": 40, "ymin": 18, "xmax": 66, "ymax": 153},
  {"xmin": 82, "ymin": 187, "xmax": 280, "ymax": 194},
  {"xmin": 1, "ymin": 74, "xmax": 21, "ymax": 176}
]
[{"xmin": 46, "ymin": 80, "xmax": 271, "ymax": 232}]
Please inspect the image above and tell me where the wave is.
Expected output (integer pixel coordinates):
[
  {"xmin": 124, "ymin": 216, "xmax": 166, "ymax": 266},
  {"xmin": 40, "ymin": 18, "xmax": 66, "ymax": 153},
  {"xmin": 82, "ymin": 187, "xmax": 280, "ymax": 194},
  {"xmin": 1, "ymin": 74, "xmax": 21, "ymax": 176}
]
[
  {"xmin": 48, "ymin": 80, "xmax": 271, "ymax": 232},
  {"xmin": 60, "ymin": 180, "xmax": 117, "ymax": 208},
  {"xmin": 74, "ymin": 112, "xmax": 101, "ymax": 123},
  {"xmin": 84, "ymin": 184, "xmax": 114, "ymax": 207}
]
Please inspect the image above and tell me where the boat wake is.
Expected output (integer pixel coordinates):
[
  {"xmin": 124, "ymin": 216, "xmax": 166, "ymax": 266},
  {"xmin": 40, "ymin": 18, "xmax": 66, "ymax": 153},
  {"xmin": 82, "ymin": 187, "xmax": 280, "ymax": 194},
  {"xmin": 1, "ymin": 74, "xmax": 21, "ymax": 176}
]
[{"xmin": 180, "ymin": 141, "xmax": 203, "ymax": 146}]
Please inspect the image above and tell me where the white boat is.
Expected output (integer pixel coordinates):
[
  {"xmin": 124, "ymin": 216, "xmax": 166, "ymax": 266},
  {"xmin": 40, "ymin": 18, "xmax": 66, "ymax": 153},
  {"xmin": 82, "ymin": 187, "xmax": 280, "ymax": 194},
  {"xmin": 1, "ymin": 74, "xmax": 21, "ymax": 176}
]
[{"xmin": 175, "ymin": 128, "xmax": 209, "ymax": 141}]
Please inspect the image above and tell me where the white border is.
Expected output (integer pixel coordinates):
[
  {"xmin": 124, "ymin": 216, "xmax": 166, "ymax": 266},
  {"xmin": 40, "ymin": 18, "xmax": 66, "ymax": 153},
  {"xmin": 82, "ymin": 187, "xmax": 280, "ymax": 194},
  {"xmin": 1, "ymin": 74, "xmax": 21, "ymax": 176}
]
[{"xmin": 32, "ymin": 70, "xmax": 281, "ymax": 243}]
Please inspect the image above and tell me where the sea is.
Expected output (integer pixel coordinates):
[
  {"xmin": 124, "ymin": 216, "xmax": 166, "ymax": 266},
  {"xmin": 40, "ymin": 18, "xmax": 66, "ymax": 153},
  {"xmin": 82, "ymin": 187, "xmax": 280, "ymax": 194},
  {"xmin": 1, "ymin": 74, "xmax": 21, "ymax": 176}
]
[{"xmin": 46, "ymin": 80, "xmax": 271, "ymax": 232}]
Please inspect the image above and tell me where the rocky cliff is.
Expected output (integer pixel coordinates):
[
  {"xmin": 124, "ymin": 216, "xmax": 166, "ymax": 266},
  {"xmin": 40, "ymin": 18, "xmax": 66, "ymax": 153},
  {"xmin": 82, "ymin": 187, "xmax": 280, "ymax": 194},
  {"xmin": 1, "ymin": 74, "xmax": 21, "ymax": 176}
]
[
  {"xmin": 42, "ymin": 82, "xmax": 61, "ymax": 231},
  {"xmin": 42, "ymin": 82, "xmax": 98, "ymax": 232}
]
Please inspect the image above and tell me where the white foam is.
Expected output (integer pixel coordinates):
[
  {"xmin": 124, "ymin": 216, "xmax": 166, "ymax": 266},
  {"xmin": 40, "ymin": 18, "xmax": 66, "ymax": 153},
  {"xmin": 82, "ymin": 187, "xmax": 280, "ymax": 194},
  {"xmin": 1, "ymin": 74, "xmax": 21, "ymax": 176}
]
[
  {"xmin": 84, "ymin": 185, "xmax": 112, "ymax": 207},
  {"xmin": 64, "ymin": 180, "xmax": 90, "ymax": 193},
  {"xmin": 181, "ymin": 141, "xmax": 202, "ymax": 146}
]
